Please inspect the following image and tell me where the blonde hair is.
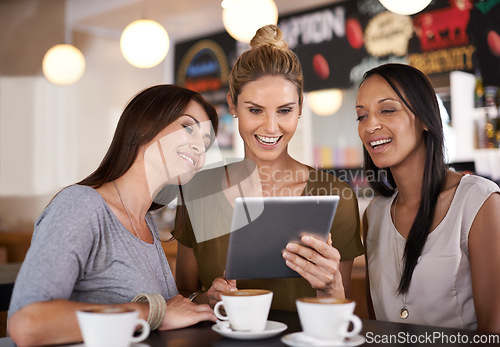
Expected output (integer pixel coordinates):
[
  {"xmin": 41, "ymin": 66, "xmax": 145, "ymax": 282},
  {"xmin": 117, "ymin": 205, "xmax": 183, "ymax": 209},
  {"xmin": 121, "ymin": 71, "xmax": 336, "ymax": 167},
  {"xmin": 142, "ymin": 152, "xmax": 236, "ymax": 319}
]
[{"xmin": 228, "ymin": 25, "xmax": 303, "ymax": 106}]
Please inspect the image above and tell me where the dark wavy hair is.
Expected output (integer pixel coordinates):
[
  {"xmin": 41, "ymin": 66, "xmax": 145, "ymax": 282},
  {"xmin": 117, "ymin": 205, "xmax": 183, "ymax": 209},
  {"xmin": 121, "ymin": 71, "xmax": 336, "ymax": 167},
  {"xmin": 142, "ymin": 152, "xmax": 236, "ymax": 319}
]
[
  {"xmin": 78, "ymin": 84, "xmax": 219, "ymax": 211},
  {"xmin": 360, "ymin": 63, "xmax": 447, "ymax": 294}
]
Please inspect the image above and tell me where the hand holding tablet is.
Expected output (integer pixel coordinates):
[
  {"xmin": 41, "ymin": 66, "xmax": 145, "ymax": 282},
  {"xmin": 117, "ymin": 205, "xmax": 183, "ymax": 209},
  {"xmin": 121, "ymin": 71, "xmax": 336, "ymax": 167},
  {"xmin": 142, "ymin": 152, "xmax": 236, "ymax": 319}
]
[
  {"xmin": 225, "ymin": 196, "xmax": 340, "ymax": 280},
  {"xmin": 283, "ymin": 233, "xmax": 345, "ymax": 297}
]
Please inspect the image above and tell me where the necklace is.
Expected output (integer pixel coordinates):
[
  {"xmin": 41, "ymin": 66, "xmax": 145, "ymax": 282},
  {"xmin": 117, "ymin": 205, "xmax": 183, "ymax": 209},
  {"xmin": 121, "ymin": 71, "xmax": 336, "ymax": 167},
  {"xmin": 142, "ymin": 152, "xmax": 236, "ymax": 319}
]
[
  {"xmin": 115, "ymin": 180, "xmax": 164, "ymax": 242},
  {"xmin": 392, "ymin": 193, "xmax": 409, "ymax": 319},
  {"xmin": 113, "ymin": 180, "xmax": 162, "ymax": 286}
]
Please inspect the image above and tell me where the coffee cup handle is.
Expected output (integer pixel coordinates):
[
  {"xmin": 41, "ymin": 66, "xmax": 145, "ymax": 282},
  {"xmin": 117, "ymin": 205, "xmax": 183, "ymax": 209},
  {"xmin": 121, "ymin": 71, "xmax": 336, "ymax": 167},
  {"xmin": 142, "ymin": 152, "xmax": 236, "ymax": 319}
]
[
  {"xmin": 130, "ymin": 318, "xmax": 150, "ymax": 343},
  {"xmin": 342, "ymin": 314, "xmax": 362, "ymax": 338},
  {"xmin": 214, "ymin": 301, "xmax": 229, "ymax": 321}
]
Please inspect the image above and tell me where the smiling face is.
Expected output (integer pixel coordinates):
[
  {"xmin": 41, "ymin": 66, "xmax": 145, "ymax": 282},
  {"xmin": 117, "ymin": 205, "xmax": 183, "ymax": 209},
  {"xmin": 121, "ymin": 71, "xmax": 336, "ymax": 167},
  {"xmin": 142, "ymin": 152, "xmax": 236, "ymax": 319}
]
[
  {"xmin": 356, "ymin": 74, "xmax": 427, "ymax": 169},
  {"xmin": 144, "ymin": 100, "xmax": 213, "ymax": 193},
  {"xmin": 228, "ymin": 75, "xmax": 301, "ymax": 163}
]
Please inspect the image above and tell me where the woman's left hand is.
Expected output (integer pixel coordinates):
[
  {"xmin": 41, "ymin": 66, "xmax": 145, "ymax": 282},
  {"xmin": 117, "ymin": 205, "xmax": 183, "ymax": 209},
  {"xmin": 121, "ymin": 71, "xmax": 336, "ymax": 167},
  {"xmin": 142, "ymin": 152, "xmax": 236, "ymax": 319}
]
[{"xmin": 282, "ymin": 234, "xmax": 345, "ymax": 298}]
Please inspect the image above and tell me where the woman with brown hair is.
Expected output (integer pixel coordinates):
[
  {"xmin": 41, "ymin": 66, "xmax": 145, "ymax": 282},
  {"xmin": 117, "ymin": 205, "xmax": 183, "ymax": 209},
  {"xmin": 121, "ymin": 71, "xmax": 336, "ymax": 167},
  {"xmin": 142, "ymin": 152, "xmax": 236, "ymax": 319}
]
[{"xmin": 8, "ymin": 84, "xmax": 219, "ymax": 346}]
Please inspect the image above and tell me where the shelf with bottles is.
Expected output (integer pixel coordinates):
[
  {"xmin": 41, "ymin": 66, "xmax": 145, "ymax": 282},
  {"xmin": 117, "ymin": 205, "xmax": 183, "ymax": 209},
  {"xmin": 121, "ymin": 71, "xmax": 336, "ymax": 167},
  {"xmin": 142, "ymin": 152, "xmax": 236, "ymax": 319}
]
[
  {"xmin": 473, "ymin": 106, "xmax": 500, "ymax": 149},
  {"xmin": 472, "ymin": 73, "xmax": 499, "ymax": 178},
  {"xmin": 473, "ymin": 105, "xmax": 500, "ymax": 118},
  {"xmin": 472, "ymin": 79, "xmax": 500, "ymax": 149},
  {"xmin": 474, "ymin": 71, "xmax": 499, "ymax": 108}
]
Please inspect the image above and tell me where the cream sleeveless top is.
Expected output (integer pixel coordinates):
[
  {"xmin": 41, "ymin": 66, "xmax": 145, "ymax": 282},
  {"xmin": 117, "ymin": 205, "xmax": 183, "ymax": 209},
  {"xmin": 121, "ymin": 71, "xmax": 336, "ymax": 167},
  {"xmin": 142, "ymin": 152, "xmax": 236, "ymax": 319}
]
[{"xmin": 366, "ymin": 175, "xmax": 499, "ymax": 329}]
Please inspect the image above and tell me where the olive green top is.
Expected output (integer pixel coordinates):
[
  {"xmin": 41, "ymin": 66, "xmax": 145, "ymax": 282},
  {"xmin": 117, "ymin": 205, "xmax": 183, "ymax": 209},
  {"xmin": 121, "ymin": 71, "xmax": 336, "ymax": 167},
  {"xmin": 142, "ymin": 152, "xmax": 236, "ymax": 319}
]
[{"xmin": 175, "ymin": 165, "xmax": 364, "ymax": 311}]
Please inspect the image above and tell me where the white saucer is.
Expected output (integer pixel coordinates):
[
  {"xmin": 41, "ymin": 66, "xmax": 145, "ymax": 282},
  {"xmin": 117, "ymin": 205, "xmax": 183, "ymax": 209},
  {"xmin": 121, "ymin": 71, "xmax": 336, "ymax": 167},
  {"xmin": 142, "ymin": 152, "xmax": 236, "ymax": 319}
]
[
  {"xmin": 211, "ymin": 320, "xmax": 287, "ymax": 340},
  {"xmin": 281, "ymin": 332, "xmax": 365, "ymax": 347}
]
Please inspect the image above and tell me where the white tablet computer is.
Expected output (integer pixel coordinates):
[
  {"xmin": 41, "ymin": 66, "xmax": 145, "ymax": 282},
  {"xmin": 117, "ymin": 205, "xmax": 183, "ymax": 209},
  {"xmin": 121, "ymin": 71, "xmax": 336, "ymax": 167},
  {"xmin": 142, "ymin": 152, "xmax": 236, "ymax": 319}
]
[{"xmin": 225, "ymin": 195, "xmax": 340, "ymax": 280}]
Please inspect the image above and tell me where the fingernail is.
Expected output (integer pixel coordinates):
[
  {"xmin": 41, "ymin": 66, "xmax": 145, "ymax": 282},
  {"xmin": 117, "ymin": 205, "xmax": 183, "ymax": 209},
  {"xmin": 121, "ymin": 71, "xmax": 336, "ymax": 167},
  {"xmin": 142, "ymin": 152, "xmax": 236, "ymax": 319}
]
[
  {"xmin": 230, "ymin": 288, "xmax": 237, "ymax": 291},
  {"xmin": 302, "ymin": 236, "xmax": 310, "ymax": 242},
  {"xmin": 286, "ymin": 243, "xmax": 296, "ymax": 251}
]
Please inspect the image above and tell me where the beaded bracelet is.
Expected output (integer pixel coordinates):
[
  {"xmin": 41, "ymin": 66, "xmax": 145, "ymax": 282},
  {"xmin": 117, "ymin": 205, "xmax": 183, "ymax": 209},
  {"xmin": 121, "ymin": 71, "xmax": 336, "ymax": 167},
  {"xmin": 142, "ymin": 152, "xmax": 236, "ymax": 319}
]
[
  {"xmin": 188, "ymin": 290, "xmax": 205, "ymax": 302},
  {"xmin": 131, "ymin": 293, "xmax": 166, "ymax": 330}
]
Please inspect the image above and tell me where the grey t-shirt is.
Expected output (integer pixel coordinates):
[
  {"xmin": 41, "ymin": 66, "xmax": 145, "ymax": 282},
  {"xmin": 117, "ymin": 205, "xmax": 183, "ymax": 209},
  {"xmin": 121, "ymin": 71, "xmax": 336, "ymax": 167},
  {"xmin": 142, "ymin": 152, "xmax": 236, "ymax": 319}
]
[{"xmin": 9, "ymin": 185, "xmax": 178, "ymax": 316}]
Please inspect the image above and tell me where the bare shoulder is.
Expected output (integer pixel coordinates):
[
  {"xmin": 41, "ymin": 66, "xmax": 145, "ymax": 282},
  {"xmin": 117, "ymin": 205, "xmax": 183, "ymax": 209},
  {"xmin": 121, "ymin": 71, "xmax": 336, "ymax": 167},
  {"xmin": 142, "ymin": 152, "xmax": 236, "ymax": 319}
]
[
  {"xmin": 469, "ymin": 190, "xmax": 500, "ymax": 244},
  {"xmin": 478, "ymin": 191, "xmax": 500, "ymax": 214}
]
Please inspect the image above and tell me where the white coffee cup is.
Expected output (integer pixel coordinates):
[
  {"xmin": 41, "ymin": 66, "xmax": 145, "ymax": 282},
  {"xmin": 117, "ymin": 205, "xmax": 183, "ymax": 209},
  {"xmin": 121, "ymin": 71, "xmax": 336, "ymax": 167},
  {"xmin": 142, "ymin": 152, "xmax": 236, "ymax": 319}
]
[
  {"xmin": 296, "ymin": 297, "xmax": 362, "ymax": 342},
  {"xmin": 214, "ymin": 289, "xmax": 273, "ymax": 332},
  {"xmin": 76, "ymin": 306, "xmax": 150, "ymax": 347}
]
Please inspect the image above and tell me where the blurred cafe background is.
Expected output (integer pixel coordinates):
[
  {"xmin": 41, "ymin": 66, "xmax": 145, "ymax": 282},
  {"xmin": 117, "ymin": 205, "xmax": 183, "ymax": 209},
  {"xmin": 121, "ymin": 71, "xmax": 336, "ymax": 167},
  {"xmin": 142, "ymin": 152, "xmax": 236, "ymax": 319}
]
[{"xmin": 1, "ymin": 0, "xmax": 500, "ymax": 336}]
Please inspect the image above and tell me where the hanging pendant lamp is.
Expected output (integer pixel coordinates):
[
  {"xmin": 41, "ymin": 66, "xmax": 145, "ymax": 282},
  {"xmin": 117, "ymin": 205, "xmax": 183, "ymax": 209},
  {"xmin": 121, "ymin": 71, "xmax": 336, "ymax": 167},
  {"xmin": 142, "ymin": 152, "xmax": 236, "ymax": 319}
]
[
  {"xmin": 378, "ymin": 0, "xmax": 432, "ymax": 15},
  {"xmin": 42, "ymin": 44, "xmax": 86, "ymax": 86},
  {"xmin": 120, "ymin": 18, "xmax": 170, "ymax": 69},
  {"xmin": 222, "ymin": 0, "xmax": 278, "ymax": 43}
]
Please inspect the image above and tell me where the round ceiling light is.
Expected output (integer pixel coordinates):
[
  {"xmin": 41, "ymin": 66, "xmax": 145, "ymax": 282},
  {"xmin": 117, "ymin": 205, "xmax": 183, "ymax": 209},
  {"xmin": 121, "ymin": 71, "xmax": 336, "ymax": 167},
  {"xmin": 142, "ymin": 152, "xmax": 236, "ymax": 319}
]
[
  {"xmin": 308, "ymin": 89, "xmax": 343, "ymax": 116},
  {"xmin": 222, "ymin": 0, "xmax": 278, "ymax": 43},
  {"xmin": 42, "ymin": 44, "xmax": 86, "ymax": 86},
  {"xmin": 378, "ymin": 0, "xmax": 432, "ymax": 15},
  {"xmin": 120, "ymin": 19, "xmax": 170, "ymax": 68}
]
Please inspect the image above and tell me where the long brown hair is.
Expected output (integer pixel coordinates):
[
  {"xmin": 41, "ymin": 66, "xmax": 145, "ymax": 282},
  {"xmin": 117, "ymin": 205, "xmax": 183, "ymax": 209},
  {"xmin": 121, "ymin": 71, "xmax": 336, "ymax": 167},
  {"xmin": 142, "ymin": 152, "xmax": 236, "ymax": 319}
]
[
  {"xmin": 78, "ymin": 84, "xmax": 218, "ymax": 210},
  {"xmin": 360, "ymin": 63, "xmax": 446, "ymax": 294}
]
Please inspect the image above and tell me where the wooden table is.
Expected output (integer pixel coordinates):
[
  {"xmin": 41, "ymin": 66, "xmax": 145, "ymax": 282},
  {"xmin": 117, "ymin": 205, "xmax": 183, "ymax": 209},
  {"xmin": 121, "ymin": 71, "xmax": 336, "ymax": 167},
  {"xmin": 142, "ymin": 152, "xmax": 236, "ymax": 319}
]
[
  {"xmin": 142, "ymin": 310, "xmax": 499, "ymax": 346},
  {"xmin": 8, "ymin": 310, "xmax": 492, "ymax": 346},
  {"xmin": 0, "ymin": 306, "xmax": 498, "ymax": 346}
]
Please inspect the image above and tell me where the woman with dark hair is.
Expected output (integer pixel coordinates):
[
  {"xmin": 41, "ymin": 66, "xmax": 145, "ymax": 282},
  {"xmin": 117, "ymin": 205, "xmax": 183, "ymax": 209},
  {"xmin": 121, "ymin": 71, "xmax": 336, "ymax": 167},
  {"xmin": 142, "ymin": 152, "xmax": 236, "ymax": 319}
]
[
  {"xmin": 357, "ymin": 63, "xmax": 500, "ymax": 332},
  {"xmin": 8, "ymin": 84, "xmax": 219, "ymax": 346}
]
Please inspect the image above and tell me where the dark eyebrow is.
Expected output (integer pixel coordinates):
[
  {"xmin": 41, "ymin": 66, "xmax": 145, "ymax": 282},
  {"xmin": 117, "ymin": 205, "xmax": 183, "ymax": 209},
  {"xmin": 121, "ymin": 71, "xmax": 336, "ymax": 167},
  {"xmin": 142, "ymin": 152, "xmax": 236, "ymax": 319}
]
[
  {"xmin": 181, "ymin": 114, "xmax": 201, "ymax": 128},
  {"xmin": 378, "ymin": 98, "xmax": 399, "ymax": 103},
  {"xmin": 278, "ymin": 102, "xmax": 296, "ymax": 108},
  {"xmin": 356, "ymin": 98, "xmax": 399, "ymax": 109},
  {"xmin": 243, "ymin": 101, "xmax": 263, "ymax": 108},
  {"xmin": 243, "ymin": 101, "xmax": 297, "ymax": 108},
  {"xmin": 181, "ymin": 114, "xmax": 213, "ymax": 142}
]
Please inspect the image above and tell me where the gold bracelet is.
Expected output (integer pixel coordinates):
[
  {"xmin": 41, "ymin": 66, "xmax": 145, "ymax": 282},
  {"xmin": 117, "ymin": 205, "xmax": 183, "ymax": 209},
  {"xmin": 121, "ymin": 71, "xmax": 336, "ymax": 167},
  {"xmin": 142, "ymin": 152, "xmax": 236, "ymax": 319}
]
[
  {"xmin": 131, "ymin": 293, "xmax": 166, "ymax": 330},
  {"xmin": 188, "ymin": 290, "xmax": 205, "ymax": 302}
]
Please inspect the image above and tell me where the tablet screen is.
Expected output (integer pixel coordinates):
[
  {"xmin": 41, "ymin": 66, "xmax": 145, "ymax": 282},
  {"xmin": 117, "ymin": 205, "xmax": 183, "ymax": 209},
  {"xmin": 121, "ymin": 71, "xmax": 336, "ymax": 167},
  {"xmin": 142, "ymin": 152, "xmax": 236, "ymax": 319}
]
[{"xmin": 225, "ymin": 196, "xmax": 340, "ymax": 280}]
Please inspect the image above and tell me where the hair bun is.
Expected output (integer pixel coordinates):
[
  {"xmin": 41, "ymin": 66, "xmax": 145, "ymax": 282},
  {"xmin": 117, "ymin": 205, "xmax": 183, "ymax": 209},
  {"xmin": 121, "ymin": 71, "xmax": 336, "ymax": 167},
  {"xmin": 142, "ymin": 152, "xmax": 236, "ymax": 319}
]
[{"xmin": 250, "ymin": 24, "xmax": 288, "ymax": 50}]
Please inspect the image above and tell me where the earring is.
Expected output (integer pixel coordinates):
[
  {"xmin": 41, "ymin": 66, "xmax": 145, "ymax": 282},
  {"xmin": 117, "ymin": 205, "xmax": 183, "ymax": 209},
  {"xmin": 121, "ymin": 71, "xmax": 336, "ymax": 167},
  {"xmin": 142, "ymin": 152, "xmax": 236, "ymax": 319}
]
[
  {"xmin": 298, "ymin": 114, "xmax": 302, "ymax": 119},
  {"xmin": 232, "ymin": 114, "xmax": 237, "ymax": 118}
]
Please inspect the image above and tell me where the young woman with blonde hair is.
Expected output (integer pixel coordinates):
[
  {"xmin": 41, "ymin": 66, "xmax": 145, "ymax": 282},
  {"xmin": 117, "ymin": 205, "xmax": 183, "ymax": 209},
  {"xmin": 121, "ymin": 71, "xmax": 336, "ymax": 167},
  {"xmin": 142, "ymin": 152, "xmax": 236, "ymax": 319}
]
[{"xmin": 175, "ymin": 25, "xmax": 364, "ymax": 311}]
